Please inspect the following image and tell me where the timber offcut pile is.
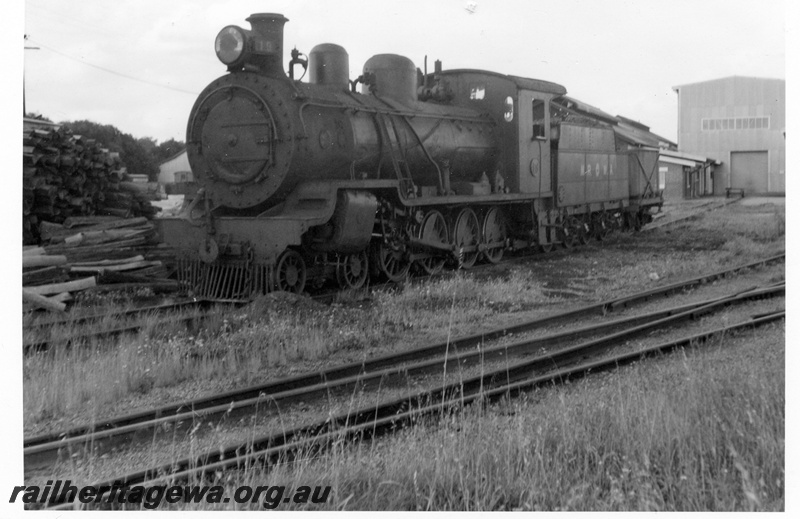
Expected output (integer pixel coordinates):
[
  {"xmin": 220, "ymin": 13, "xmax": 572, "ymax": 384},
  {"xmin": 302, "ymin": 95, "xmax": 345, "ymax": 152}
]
[
  {"xmin": 21, "ymin": 127, "xmax": 183, "ymax": 311},
  {"xmin": 22, "ymin": 214, "xmax": 182, "ymax": 313},
  {"xmin": 23, "ymin": 127, "xmax": 161, "ymax": 245}
]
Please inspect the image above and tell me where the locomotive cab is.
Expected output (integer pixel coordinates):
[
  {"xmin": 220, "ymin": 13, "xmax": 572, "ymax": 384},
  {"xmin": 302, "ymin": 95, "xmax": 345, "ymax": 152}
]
[{"xmin": 434, "ymin": 70, "xmax": 565, "ymax": 198}]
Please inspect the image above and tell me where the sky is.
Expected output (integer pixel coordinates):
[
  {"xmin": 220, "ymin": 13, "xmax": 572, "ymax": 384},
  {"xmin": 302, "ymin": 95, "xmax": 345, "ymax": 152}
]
[{"xmin": 16, "ymin": 0, "xmax": 787, "ymax": 145}]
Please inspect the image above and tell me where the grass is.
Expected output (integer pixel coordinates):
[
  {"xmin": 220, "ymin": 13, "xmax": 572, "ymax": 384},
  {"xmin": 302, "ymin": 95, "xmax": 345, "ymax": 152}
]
[
  {"xmin": 183, "ymin": 324, "xmax": 783, "ymax": 511},
  {"xmin": 22, "ymin": 271, "xmax": 551, "ymax": 426},
  {"xmin": 372, "ymin": 269, "xmax": 551, "ymax": 330},
  {"xmin": 649, "ymin": 203, "xmax": 785, "ymax": 258},
  {"xmin": 570, "ymin": 202, "xmax": 786, "ymax": 299}
]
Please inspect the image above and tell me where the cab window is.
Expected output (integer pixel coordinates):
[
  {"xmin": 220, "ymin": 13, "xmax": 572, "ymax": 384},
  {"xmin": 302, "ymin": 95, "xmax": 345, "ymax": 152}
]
[
  {"xmin": 532, "ymin": 99, "xmax": 546, "ymax": 139},
  {"xmin": 503, "ymin": 96, "xmax": 514, "ymax": 122}
]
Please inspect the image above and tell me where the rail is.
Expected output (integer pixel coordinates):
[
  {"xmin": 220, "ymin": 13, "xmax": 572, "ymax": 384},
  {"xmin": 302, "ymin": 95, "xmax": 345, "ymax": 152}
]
[
  {"xmin": 25, "ymin": 253, "xmax": 784, "ymax": 470},
  {"xmin": 42, "ymin": 304, "xmax": 784, "ymax": 509}
]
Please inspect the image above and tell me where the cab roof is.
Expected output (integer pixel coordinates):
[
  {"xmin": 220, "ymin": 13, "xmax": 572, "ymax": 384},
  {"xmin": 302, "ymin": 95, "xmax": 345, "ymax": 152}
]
[{"xmin": 439, "ymin": 69, "xmax": 567, "ymax": 96}]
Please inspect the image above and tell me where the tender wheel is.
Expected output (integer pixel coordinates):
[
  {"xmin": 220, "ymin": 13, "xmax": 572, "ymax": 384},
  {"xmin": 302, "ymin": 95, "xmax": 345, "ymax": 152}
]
[
  {"xmin": 373, "ymin": 241, "xmax": 410, "ymax": 282},
  {"xmin": 623, "ymin": 212, "xmax": 636, "ymax": 232},
  {"xmin": 560, "ymin": 217, "xmax": 579, "ymax": 249},
  {"xmin": 481, "ymin": 207, "xmax": 506, "ymax": 264},
  {"xmin": 336, "ymin": 251, "xmax": 369, "ymax": 290},
  {"xmin": 605, "ymin": 212, "xmax": 619, "ymax": 235},
  {"xmin": 417, "ymin": 210, "xmax": 448, "ymax": 275},
  {"xmin": 576, "ymin": 216, "xmax": 591, "ymax": 245},
  {"xmin": 275, "ymin": 249, "xmax": 306, "ymax": 294},
  {"xmin": 612, "ymin": 212, "xmax": 624, "ymax": 231},
  {"xmin": 452, "ymin": 208, "xmax": 480, "ymax": 269},
  {"xmin": 632, "ymin": 212, "xmax": 643, "ymax": 231},
  {"xmin": 591, "ymin": 213, "xmax": 610, "ymax": 241}
]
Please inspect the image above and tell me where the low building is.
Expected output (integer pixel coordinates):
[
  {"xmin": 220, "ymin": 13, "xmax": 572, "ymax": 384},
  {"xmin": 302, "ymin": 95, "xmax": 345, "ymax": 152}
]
[
  {"xmin": 672, "ymin": 76, "xmax": 785, "ymax": 196},
  {"xmin": 657, "ymin": 149, "xmax": 719, "ymax": 199},
  {"xmin": 157, "ymin": 149, "xmax": 192, "ymax": 184}
]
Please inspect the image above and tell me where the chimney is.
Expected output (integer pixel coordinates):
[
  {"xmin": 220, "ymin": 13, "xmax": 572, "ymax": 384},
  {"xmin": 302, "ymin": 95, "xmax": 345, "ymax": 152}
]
[{"xmin": 246, "ymin": 13, "xmax": 288, "ymax": 76}]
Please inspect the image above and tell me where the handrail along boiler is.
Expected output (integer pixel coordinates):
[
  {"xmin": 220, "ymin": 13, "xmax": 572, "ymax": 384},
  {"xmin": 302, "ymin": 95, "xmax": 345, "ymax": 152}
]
[{"xmin": 158, "ymin": 13, "xmax": 662, "ymax": 297}]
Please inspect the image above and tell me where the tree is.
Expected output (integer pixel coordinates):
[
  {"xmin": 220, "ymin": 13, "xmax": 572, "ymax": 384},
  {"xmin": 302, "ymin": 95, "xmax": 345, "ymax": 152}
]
[
  {"xmin": 156, "ymin": 138, "xmax": 185, "ymax": 162},
  {"xmin": 137, "ymin": 136, "xmax": 158, "ymax": 157},
  {"xmin": 61, "ymin": 120, "xmax": 160, "ymax": 181},
  {"xmin": 138, "ymin": 136, "xmax": 186, "ymax": 164}
]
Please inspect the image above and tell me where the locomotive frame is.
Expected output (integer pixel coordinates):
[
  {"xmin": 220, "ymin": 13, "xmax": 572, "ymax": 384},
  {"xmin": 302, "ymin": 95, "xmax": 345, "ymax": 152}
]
[{"xmin": 157, "ymin": 13, "xmax": 662, "ymax": 299}]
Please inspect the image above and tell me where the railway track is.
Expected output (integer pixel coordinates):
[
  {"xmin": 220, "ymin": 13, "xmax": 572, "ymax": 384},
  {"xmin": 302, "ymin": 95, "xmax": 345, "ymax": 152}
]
[
  {"xmin": 23, "ymin": 299, "xmax": 242, "ymax": 352},
  {"xmin": 644, "ymin": 198, "xmax": 741, "ymax": 232},
  {"xmin": 25, "ymin": 253, "xmax": 783, "ymax": 473},
  {"xmin": 24, "ymin": 203, "xmax": 768, "ymax": 350},
  {"xmin": 41, "ymin": 297, "xmax": 784, "ymax": 510}
]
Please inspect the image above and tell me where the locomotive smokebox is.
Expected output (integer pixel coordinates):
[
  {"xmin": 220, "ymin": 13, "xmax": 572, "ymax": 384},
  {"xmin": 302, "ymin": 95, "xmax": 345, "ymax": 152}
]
[
  {"xmin": 309, "ymin": 44, "xmax": 350, "ymax": 87},
  {"xmin": 245, "ymin": 13, "xmax": 288, "ymax": 76},
  {"xmin": 362, "ymin": 54, "xmax": 417, "ymax": 103}
]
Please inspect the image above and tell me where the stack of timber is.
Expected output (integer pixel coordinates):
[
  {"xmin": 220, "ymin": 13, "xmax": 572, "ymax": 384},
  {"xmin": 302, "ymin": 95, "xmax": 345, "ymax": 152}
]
[
  {"xmin": 23, "ymin": 216, "xmax": 182, "ymax": 312},
  {"xmin": 23, "ymin": 127, "xmax": 162, "ymax": 245}
]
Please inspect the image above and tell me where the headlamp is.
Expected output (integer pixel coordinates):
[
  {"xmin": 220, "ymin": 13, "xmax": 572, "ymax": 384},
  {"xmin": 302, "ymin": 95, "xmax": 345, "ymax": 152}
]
[{"xmin": 215, "ymin": 26, "xmax": 248, "ymax": 66}]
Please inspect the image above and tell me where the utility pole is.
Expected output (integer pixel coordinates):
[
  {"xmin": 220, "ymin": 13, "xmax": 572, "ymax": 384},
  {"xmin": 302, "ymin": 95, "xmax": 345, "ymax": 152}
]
[{"xmin": 24, "ymin": 34, "xmax": 40, "ymax": 116}]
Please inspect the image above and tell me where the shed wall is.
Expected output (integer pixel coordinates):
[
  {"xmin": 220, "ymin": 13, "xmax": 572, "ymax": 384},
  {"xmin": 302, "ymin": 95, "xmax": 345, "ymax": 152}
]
[
  {"xmin": 158, "ymin": 150, "xmax": 193, "ymax": 184},
  {"xmin": 676, "ymin": 77, "xmax": 784, "ymax": 195},
  {"xmin": 660, "ymin": 162, "xmax": 684, "ymax": 199}
]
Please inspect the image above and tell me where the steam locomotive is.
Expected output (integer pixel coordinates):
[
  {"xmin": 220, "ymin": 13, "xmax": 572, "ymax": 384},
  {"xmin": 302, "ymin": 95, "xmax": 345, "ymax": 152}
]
[{"xmin": 158, "ymin": 13, "xmax": 662, "ymax": 298}]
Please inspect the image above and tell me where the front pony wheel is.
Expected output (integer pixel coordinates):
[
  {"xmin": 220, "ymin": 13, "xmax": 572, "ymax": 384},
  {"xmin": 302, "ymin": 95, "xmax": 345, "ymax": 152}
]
[{"xmin": 274, "ymin": 249, "xmax": 307, "ymax": 294}]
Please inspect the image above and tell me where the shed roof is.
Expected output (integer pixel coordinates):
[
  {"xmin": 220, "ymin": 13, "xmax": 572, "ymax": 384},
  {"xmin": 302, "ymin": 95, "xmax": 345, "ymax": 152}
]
[
  {"xmin": 615, "ymin": 115, "xmax": 650, "ymax": 132},
  {"xmin": 158, "ymin": 148, "xmax": 187, "ymax": 166},
  {"xmin": 645, "ymin": 147, "xmax": 720, "ymax": 166},
  {"xmin": 672, "ymin": 75, "xmax": 785, "ymax": 91},
  {"xmin": 658, "ymin": 148, "xmax": 720, "ymax": 165},
  {"xmin": 614, "ymin": 123, "xmax": 677, "ymax": 149}
]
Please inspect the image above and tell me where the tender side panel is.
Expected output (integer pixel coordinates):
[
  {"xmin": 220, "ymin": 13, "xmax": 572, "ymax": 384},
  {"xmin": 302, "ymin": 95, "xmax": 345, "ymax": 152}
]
[
  {"xmin": 556, "ymin": 122, "xmax": 619, "ymax": 207},
  {"xmin": 584, "ymin": 153, "xmax": 610, "ymax": 203},
  {"xmin": 608, "ymin": 153, "xmax": 628, "ymax": 201},
  {"xmin": 557, "ymin": 152, "xmax": 586, "ymax": 206}
]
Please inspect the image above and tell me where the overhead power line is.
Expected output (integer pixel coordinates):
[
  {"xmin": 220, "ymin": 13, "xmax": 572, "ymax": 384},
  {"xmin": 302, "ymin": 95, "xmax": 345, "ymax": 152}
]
[
  {"xmin": 27, "ymin": 2, "xmax": 118, "ymax": 39},
  {"xmin": 28, "ymin": 38, "xmax": 200, "ymax": 96}
]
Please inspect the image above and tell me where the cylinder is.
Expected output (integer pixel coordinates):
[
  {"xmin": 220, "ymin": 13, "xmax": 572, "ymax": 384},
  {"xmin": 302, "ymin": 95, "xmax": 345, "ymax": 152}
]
[
  {"xmin": 309, "ymin": 43, "xmax": 350, "ymax": 87},
  {"xmin": 362, "ymin": 54, "xmax": 417, "ymax": 103}
]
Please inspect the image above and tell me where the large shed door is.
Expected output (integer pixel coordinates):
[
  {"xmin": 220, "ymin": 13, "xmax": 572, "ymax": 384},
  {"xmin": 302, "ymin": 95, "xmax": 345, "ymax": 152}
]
[{"xmin": 730, "ymin": 151, "xmax": 768, "ymax": 194}]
